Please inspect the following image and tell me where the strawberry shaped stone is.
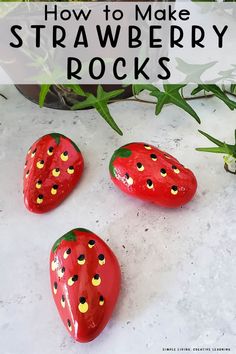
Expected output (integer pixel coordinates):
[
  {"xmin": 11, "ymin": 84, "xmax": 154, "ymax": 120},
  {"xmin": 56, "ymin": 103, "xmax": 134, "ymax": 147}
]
[
  {"xmin": 50, "ymin": 228, "xmax": 121, "ymax": 342},
  {"xmin": 109, "ymin": 142, "xmax": 197, "ymax": 208},
  {"xmin": 23, "ymin": 133, "xmax": 84, "ymax": 213}
]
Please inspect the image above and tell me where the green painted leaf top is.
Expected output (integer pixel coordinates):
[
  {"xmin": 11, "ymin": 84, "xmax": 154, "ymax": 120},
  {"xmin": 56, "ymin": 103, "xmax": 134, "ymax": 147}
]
[
  {"xmin": 109, "ymin": 147, "xmax": 132, "ymax": 177},
  {"xmin": 52, "ymin": 230, "xmax": 77, "ymax": 253}
]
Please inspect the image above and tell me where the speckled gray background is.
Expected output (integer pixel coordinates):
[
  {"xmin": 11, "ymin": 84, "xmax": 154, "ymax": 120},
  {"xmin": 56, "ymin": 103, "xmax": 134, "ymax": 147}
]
[{"xmin": 0, "ymin": 86, "xmax": 235, "ymax": 353}]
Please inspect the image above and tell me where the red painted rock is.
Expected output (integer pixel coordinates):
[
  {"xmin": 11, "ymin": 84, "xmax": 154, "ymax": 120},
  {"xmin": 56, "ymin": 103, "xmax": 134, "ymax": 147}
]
[
  {"xmin": 23, "ymin": 133, "xmax": 84, "ymax": 213},
  {"xmin": 50, "ymin": 228, "xmax": 121, "ymax": 342},
  {"xmin": 109, "ymin": 142, "xmax": 197, "ymax": 208}
]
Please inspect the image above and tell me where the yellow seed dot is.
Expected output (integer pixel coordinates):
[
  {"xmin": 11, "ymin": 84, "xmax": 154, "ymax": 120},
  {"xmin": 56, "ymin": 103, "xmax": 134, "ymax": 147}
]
[
  {"xmin": 57, "ymin": 267, "xmax": 65, "ymax": 278},
  {"xmin": 51, "ymin": 260, "xmax": 57, "ymax": 272},
  {"xmin": 88, "ymin": 240, "xmax": 95, "ymax": 248},
  {"xmin": 37, "ymin": 195, "xmax": 43, "ymax": 204},
  {"xmin": 51, "ymin": 186, "xmax": 58, "ymax": 195},
  {"xmin": 47, "ymin": 147, "xmax": 54, "ymax": 156},
  {"xmin": 52, "ymin": 168, "xmax": 60, "ymax": 177},
  {"xmin": 160, "ymin": 169, "xmax": 167, "ymax": 177},
  {"xmin": 78, "ymin": 300, "xmax": 88, "ymax": 314},
  {"xmin": 67, "ymin": 166, "xmax": 74, "ymax": 175},
  {"xmin": 98, "ymin": 254, "xmax": 105, "ymax": 266},
  {"xmin": 147, "ymin": 179, "xmax": 153, "ymax": 189},
  {"xmin": 137, "ymin": 162, "xmax": 144, "ymax": 172},
  {"xmin": 53, "ymin": 285, "xmax": 57, "ymax": 295},
  {"xmin": 25, "ymin": 170, "xmax": 30, "ymax": 178},
  {"xmin": 77, "ymin": 255, "xmax": 85, "ymax": 265},
  {"xmin": 27, "ymin": 149, "xmax": 31, "ymax": 155},
  {"xmin": 172, "ymin": 166, "xmax": 180, "ymax": 174},
  {"xmin": 67, "ymin": 320, "xmax": 72, "ymax": 331},
  {"xmin": 125, "ymin": 173, "xmax": 133, "ymax": 186},
  {"xmin": 127, "ymin": 177, "xmax": 133, "ymax": 186},
  {"xmin": 78, "ymin": 260, "xmax": 85, "ymax": 265},
  {"xmin": 99, "ymin": 297, "xmax": 104, "ymax": 306},
  {"xmin": 36, "ymin": 181, "xmax": 42, "ymax": 189},
  {"xmin": 61, "ymin": 296, "xmax": 65, "ymax": 308},
  {"xmin": 36, "ymin": 160, "xmax": 44, "ymax": 169},
  {"xmin": 63, "ymin": 249, "xmax": 71, "ymax": 259},
  {"xmin": 68, "ymin": 275, "xmax": 78, "ymax": 286},
  {"xmin": 60, "ymin": 151, "xmax": 69, "ymax": 162},
  {"xmin": 150, "ymin": 154, "xmax": 157, "ymax": 161},
  {"xmin": 31, "ymin": 149, "xmax": 36, "ymax": 158},
  {"xmin": 144, "ymin": 145, "xmax": 151, "ymax": 150},
  {"xmin": 92, "ymin": 275, "xmax": 101, "ymax": 287},
  {"xmin": 171, "ymin": 186, "xmax": 178, "ymax": 195},
  {"xmin": 68, "ymin": 278, "xmax": 73, "ymax": 286}
]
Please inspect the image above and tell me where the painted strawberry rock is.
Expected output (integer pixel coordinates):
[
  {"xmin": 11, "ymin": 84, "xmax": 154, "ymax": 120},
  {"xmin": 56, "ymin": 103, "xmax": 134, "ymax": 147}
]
[
  {"xmin": 50, "ymin": 228, "xmax": 121, "ymax": 342},
  {"xmin": 109, "ymin": 142, "xmax": 197, "ymax": 208},
  {"xmin": 23, "ymin": 133, "xmax": 84, "ymax": 213}
]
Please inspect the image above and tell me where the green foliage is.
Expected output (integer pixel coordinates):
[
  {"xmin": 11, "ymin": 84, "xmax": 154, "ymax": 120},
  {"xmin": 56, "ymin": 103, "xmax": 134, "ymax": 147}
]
[
  {"xmin": 196, "ymin": 130, "xmax": 236, "ymax": 158},
  {"xmin": 133, "ymin": 84, "xmax": 201, "ymax": 123},
  {"xmin": 230, "ymin": 84, "xmax": 236, "ymax": 95},
  {"xmin": 72, "ymin": 85, "xmax": 124, "ymax": 136},
  {"xmin": 38, "ymin": 83, "xmax": 236, "ymax": 138},
  {"xmin": 65, "ymin": 84, "xmax": 86, "ymax": 97},
  {"xmin": 191, "ymin": 84, "xmax": 236, "ymax": 110},
  {"xmin": 39, "ymin": 84, "xmax": 51, "ymax": 108}
]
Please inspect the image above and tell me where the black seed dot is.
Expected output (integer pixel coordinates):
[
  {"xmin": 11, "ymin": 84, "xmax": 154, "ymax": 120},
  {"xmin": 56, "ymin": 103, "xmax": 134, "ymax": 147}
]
[
  {"xmin": 99, "ymin": 295, "xmax": 104, "ymax": 302},
  {"xmin": 80, "ymin": 297, "xmax": 86, "ymax": 304},
  {"xmin": 55, "ymin": 168, "xmax": 60, "ymax": 172},
  {"xmin": 94, "ymin": 274, "xmax": 99, "ymax": 280},
  {"xmin": 66, "ymin": 248, "xmax": 71, "ymax": 255},
  {"xmin": 40, "ymin": 160, "xmax": 44, "ymax": 164},
  {"xmin": 61, "ymin": 267, "xmax": 65, "ymax": 273},
  {"xmin": 150, "ymin": 154, "xmax": 157, "ymax": 160},
  {"xmin": 98, "ymin": 254, "xmax": 104, "ymax": 261},
  {"xmin": 125, "ymin": 173, "xmax": 129, "ymax": 179},
  {"xmin": 25, "ymin": 161, "xmax": 28, "ymax": 166},
  {"xmin": 144, "ymin": 144, "xmax": 149, "ymax": 148},
  {"xmin": 78, "ymin": 254, "xmax": 85, "ymax": 261},
  {"xmin": 69, "ymin": 166, "xmax": 74, "ymax": 170},
  {"xmin": 26, "ymin": 170, "xmax": 29, "ymax": 175},
  {"xmin": 172, "ymin": 185, "xmax": 178, "ymax": 191},
  {"xmin": 62, "ymin": 295, "xmax": 65, "ymax": 302},
  {"xmin": 67, "ymin": 319, "xmax": 71, "ymax": 327},
  {"xmin": 53, "ymin": 184, "xmax": 58, "ymax": 190},
  {"xmin": 38, "ymin": 194, "xmax": 43, "ymax": 200},
  {"xmin": 137, "ymin": 162, "xmax": 142, "ymax": 168},
  {"xmin": 63, "ymin": 151, "xmax": 68, "ymax": 156},
  {"xmin": 48, "ymin": 146, "xmax": 54, "ymax": 153},
  {"xmin": 160, "ymin": 168, "xmax": 166, "ymax": 174},
  {"xmin": 72, "ymin": 275, "xmax": 78, "ymax": 282},
  {"xmin": 88, "ymin": 240, "xmax": 95, "ymax": 246},
  {"xmin": 54, "ymin": 282, "xmax": 57, "ymax": 289},
  {"xmin": 37, "ymin": 180, "xmax": 42, "ymax": 184},
  {"xmin": 172, "ymin": 165, "xmax": 177, "ymax": 170},
  {"xmin": 32, "ymin": 148, "xmax": 37, "ymax": 154},
  {"xmin": 147, "ymin": 179, "xmax": 153, "ymax": 187}
]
